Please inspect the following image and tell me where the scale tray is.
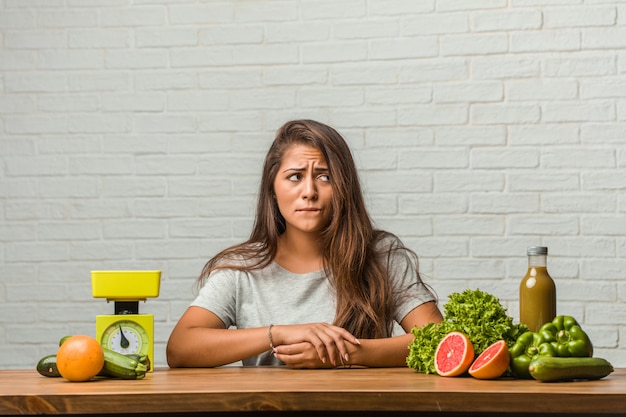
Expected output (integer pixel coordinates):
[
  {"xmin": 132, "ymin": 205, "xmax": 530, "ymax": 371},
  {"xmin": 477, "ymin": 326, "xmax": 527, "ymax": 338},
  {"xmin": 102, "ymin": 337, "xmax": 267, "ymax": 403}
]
[{"xmin": 91, "ymin": 270, "xmax": 161, "ymax": 300}]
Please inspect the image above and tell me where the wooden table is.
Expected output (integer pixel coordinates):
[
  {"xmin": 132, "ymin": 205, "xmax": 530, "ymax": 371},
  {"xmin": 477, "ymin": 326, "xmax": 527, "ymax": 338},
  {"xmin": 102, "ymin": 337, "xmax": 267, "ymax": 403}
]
[{"xmin": 1, "ymin": 367, "xmax": 625, "ymax": 416}]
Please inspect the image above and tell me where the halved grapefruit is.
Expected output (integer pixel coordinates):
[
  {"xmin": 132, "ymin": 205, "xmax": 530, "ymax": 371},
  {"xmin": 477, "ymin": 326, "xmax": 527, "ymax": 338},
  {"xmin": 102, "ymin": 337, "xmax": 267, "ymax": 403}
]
[
  {"xmin": 434, "ymin": 332, "xmax": 475, "ymax": 377},
  {"xmin": 469, "ymin": 339, "xmax": 510, "ymax": 380}
]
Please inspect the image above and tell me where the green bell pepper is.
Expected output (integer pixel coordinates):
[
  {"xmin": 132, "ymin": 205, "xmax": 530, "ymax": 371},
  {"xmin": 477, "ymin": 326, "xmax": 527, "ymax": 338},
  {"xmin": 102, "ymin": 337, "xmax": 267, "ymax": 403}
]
[
  {"xmin": 538, "ymin": 315, "xmax": 594, "ymax": 358},
  {"xmin": 509, "ymin": 331, "xmax": 557, "ymax": 379}
]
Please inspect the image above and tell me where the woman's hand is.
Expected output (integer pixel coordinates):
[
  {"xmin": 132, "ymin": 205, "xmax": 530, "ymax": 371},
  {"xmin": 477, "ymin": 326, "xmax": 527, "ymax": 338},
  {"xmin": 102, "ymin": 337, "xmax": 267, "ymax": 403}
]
[
  {"xmin": 271, "ymin": 323, "xmax": 360, "ymax": 367},
  {"xmin": 272, "ymin": 342, "xmax": 335, "ymax": 369}
]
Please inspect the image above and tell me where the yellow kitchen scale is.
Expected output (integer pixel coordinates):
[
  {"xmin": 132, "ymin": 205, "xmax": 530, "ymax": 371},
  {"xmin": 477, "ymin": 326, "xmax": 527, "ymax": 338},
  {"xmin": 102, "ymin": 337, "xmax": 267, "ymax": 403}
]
[{"xmin": 91, "ymin": 270, "xmax": 161, "ymax": 371}]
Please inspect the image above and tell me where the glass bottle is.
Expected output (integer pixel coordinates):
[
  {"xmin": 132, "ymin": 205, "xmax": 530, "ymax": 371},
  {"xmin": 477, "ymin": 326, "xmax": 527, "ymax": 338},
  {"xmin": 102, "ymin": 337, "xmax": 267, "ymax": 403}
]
[{"xmin": 519, "ymin": 246, "xmax": 556, "ymax": 332}]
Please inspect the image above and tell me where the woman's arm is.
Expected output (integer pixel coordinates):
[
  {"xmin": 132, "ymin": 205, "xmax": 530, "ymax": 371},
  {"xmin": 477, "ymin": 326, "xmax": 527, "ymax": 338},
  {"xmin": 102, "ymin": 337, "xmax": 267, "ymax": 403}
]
[
  {"xmin": 166, "ymin": 306, "xmax": 270, "ymax": 368},
  {"xmin": 166, "ymin": 306, "xmax": 361, "ymax": 368},
  {"xmin": 274, "ymin": 301, "xmax": 443, "ymax": 368},
  {"xmin": 349, "ymin": 300, "xmax": 443, "ymax": 367}
]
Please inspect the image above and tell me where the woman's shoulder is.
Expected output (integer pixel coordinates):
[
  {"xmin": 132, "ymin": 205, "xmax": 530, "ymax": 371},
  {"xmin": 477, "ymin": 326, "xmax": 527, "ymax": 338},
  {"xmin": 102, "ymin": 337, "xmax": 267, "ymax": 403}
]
[
  {"xmin": 211, "ymin": 242, "xmax": 268, "ymax": 267},
  {"xmin": 373, "ymin": 230, "xmax": 406, "ymax": 252},
  {"xmin": 372, "ymin": 230, "xmax": 418, "ymax": 268}
]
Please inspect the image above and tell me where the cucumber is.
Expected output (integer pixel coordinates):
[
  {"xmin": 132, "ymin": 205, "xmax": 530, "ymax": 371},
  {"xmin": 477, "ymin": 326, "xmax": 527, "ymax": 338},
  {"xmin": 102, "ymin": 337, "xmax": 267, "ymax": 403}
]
[
  {"xmin": 36, "ymin": 354, "xmax": 61, "ymax": 378},
  {"xmin": 529, "ymin": 356, "xmax": 614, "ymax": 382}
]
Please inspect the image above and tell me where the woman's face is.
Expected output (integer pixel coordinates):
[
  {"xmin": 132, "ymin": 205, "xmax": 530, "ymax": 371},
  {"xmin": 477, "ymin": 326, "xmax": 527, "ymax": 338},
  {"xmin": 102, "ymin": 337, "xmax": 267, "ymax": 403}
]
[{"xmin": 273, "ymin": 144, "xmax": 333, "ymax": 236}]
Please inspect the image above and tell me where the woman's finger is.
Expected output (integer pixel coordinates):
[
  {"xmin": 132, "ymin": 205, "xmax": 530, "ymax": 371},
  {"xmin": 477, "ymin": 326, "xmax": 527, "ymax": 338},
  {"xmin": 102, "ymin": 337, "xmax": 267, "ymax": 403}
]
[
  {"xmin": 274, "ymin": 323, "xmax": 360, "ymax": 366},
  {"xmin": 274, "ymin": 342, "xmax": 327, "ymax": 369},
  {"xmin": 316, "ymin": 323, "xmax": 358, "ymax": 366}
]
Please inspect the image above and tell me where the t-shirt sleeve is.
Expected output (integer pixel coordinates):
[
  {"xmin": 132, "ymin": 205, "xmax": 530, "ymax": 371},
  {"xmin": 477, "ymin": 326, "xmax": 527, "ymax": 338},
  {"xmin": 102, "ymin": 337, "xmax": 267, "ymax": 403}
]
[
  {"xmin": 387, "ymin": 247, "xmax": 436, "ymax": 323},
  {"xmin": 190, "ymin": 269, "xmax": 237, "ymax": 328}
]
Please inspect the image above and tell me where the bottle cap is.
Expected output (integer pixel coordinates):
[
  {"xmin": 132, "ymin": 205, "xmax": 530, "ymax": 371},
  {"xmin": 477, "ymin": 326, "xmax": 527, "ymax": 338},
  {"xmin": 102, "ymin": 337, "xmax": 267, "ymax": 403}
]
[{"xmin": 527, "ymin": 246, "xmax": 548, "ymax": 255}]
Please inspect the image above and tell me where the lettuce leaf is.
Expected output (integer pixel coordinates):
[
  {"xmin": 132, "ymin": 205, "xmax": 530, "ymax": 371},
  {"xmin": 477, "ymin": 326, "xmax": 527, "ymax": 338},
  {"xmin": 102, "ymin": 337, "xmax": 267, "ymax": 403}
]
[{"xmin": 406, "ymin": 288, "xmax": 527, "ymax": 374}]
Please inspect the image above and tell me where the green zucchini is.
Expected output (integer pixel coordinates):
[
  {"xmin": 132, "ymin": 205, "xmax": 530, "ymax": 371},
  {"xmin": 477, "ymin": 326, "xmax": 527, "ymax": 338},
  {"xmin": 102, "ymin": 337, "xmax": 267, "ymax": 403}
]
[
  {"xmin": 36, "ymin": 354, "xmax": 61, "ymax": 378},
  {"xmin": 124, "ymin": 353, "xmax": 151, "ymax": 371},
  {"xmin": 100, "ymin": 347, "xmax": 148, "ymax": 380},
  {"xmin": 529, "ymin": 356, "xmax": 614, "ymax": 382}
]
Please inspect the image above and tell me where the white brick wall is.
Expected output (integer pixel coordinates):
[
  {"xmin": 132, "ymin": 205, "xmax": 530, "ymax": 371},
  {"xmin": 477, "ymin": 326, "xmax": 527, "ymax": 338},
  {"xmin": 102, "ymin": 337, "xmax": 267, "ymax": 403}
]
[{"xmin": 1, "ymin": 0, "xmax": 625, "ymax": 370}]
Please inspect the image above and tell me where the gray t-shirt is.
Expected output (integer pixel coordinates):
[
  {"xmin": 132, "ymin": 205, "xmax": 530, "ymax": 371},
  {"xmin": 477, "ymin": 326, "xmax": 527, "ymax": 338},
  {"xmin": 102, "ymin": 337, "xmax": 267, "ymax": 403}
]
[{"xmin": 190, "ymin": 244, "xmax": 434, "ymax": 366}]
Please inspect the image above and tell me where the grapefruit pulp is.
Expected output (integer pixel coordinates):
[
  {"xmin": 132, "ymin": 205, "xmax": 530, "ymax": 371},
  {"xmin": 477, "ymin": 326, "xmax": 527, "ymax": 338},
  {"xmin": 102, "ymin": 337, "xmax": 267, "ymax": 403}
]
[
  {"xmin": 469, "ymin": 339, "xmax": 510, "ymax": 380},
  {"xmin": 434, "ymin": 332, "xmax": 475, "ymax": 377}
]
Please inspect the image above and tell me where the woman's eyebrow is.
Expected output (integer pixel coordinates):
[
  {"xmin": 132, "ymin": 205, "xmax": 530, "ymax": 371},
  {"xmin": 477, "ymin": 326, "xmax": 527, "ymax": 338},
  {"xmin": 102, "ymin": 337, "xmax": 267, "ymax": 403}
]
[
  {"xmin": 282, "ymin": 167, "xmax": 305, "ymax": 173},
  {"xmin": 282, "ymin": 166, "xmax": 328, "ymax": 173}
]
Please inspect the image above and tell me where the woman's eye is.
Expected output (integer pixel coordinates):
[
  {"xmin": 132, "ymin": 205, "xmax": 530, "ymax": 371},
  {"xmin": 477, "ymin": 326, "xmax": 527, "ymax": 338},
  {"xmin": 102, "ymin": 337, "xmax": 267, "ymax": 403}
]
[
  {"xmin": 287, "ymin": 173, "xmax": 302, "ymax": 181},
  {"xmin": 318, "ymin": 174, "xmax": 330, "ymax": 182}
]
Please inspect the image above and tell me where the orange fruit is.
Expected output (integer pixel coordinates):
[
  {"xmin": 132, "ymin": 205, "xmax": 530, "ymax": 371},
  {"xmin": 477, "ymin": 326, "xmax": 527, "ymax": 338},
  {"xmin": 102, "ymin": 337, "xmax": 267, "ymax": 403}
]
[
  {"xmin": 56, "ymin": 335, "xmax": 104, "ymax": 382},
  {"xmin": 434, "ymin": 332, "xmax": 475, "ymax": 377},
  {"xmin": 469, "ymin": 339, "xmax": 510, "ymax": 380}
]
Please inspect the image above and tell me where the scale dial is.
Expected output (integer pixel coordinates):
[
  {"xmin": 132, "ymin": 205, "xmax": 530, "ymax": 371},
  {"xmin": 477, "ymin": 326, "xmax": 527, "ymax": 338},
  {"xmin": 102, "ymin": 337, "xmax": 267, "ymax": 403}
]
[{"xmin": 100, "ymin": 319, "xmax": 149, "ymax": 356}]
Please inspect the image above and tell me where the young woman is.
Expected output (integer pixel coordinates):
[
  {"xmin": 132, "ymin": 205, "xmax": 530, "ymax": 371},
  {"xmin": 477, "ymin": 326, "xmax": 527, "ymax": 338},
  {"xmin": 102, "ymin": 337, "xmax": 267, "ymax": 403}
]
[{"xmin": 166, "ymin": 120, "xmax": 443, "ymax": 368}]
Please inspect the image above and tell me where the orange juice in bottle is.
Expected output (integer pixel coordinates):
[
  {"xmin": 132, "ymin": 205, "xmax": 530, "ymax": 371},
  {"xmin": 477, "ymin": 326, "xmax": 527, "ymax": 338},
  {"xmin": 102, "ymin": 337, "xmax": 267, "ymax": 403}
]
[{"xmin": 519, "ymin": 246, "xmax": 556, "ymax": 332}]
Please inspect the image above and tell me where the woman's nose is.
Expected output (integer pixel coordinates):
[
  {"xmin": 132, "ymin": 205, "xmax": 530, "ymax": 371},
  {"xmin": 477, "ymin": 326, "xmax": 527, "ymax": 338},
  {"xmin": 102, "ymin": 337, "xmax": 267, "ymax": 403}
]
[{"xmin": 302, "ymin": 178, "xmax": 318, "ymax": 200}]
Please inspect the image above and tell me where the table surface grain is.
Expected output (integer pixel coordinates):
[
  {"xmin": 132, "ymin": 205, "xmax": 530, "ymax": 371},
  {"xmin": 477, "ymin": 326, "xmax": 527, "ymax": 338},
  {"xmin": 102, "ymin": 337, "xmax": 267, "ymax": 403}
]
[{"xmin": 1, "ymin": 367, "xmax": 625, "ymax": 416}]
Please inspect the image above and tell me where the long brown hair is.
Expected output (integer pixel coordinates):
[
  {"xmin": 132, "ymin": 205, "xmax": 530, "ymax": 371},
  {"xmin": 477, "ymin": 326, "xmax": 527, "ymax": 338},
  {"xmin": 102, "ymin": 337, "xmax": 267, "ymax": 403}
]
[{"xmin": 198, "ymin": 120, "xmax": 427, "ymax": 339}]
